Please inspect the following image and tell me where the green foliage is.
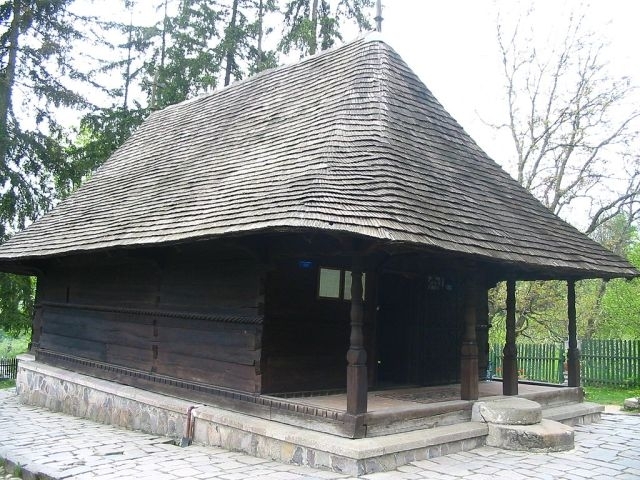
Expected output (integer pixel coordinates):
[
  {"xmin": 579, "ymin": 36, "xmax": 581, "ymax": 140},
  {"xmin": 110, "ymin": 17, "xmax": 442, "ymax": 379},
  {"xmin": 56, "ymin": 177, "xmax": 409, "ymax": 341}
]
[
  {"xmin": 489, "ymin": 280, "xmax": 570, "ymax": 343},
  {"xmin": 0, "ymin": 275, "xmax": 34, "ymax": 335},
  {"xmin": 489, "ymin": 213, "xmax": 640, "ymax": 343},
  {"xmin": 280, "ymin": 0, "xmax": 373, "ymax": 56},
  {"xmin": 0, "ymin": 0, "xmax": 95, "ymax": 236},
  {"xmin": 0, "ymin": 0, "xmax": 100, "ymax": 334},
  {"xmin": 0, "ymin": 330, "xmax": 31, "ymax": 356},
  {"xmin": 0, "ymin": 379, "xmax": 15, "ymax": 389},
  {"xmin": 598, "ymin": 242, "xmax": 640, "ymax": 339},
  {"xmin": 60, "ymin": 106, "xmax": 148, "ymax": 198},
  {"xmin": 143, "ymin": 0, "xmax": 225, "ymax": 109}
]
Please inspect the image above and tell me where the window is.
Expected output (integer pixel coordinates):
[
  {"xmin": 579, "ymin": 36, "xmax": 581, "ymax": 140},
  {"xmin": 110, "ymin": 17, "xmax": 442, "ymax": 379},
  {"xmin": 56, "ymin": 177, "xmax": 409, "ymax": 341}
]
[
  {"xmin": 318, "ymin": 268, "xmax": 366, "ymax": 300},
  {"xmin": 318, "ymin": 268, "xmax": 341, "ymax": 298}
]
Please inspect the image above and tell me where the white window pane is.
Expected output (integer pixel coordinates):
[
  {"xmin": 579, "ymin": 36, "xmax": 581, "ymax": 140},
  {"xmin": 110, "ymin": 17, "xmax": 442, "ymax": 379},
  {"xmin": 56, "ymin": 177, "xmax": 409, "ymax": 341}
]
[{"xmin": 319, "ymin": 268, "xmax": 341, "ymax": 298}]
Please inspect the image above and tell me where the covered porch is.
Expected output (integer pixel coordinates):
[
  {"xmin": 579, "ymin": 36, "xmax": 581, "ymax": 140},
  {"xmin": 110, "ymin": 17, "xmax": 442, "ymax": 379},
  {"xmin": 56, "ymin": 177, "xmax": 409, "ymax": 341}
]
[
  {"xmin": 268, "ymin": 381, "xmax": 595, "ymax": 436},
  {"xmin": 259, "ymin": 232, "xmax": 588, "ymax": 439}
]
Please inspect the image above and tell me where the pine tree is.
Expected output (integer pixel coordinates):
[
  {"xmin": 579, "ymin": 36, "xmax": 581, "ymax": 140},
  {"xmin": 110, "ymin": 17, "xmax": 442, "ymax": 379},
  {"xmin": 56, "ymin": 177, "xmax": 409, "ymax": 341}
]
[
  {"xmin": 62, "ymin": 0, "xmax": 155, "ymax": 195},
  {"xmin": 0, "ymin": 0, "xmax": 93, "ymax": 235},
  {"xmin": 0, "ymin": 0, "xmax": 96, "ymax": 333},
  {"xmin": 219, "ymin": 0, "xmax": 279, "ymax": 86},
  {"xmin": 279, "ymin": 0, "xmax": 374, "ymax": 57}
]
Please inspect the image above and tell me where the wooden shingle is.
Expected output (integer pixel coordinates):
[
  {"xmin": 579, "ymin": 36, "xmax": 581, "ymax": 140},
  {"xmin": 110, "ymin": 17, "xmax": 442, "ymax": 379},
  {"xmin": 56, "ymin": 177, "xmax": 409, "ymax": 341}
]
[{"xmin": 0, "ymin": 36, "xmax": 636, "ymax": 279}]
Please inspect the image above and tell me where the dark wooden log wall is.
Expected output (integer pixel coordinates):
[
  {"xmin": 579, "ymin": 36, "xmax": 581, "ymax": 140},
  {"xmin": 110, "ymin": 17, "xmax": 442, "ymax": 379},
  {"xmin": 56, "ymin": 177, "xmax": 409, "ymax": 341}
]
[{"xmin": 35, "ymin": 245, "xmax": 263, "ymax": 393}]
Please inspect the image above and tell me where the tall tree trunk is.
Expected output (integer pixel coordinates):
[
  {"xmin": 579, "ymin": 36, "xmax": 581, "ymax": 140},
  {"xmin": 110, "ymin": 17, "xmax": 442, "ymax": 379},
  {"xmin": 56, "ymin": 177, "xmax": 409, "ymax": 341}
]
[
  {"xmin": 123, "ymin": 9, "xmax": 134, "ymax": 110},
  {"xmin": 151, "ymin": 0, "xmax": 169, "ymax": 109},
  {"xmin": 256, "ymin": 0, "xmax": 264, "ymax": 72},
  {"xmin": 224, "ymin": 0, "xmax": 239, "ymax": 87},
  {"xmin": 0, "ymin": 0, "xmax": 21, "ymax": 167},
  {"xmin": 309, "ymin": 0, "xmax": 318, "ymax": 55}
]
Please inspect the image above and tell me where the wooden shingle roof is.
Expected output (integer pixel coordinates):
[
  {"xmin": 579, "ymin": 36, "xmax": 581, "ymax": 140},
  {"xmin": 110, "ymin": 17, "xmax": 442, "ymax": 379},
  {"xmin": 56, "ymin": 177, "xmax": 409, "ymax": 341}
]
[{"xmin": 0, "ymin": 35, "xmax": 636, "ymax": 279}]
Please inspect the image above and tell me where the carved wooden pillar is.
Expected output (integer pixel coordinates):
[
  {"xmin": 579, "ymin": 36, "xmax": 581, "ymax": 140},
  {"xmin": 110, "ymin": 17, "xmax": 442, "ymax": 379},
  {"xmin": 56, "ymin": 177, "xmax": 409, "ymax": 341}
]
[
  {"xmin": 460, "ymin": 274, "xmax": 479, "ymax": 400},
  {"xmin": 567, "ymin": 279, "xmax": 580, "ymax": 387},
  {"xmin": 347, "ymin": 260, "xmax": 367, "ymax": 415},
  {"xmin": 503, "ymin": 278, "xmax": 518, "ymax": 395}
]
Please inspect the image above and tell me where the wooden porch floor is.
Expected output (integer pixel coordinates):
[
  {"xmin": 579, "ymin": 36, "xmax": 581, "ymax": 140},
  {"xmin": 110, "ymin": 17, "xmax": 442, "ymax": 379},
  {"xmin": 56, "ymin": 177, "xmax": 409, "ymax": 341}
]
[{"xmin": 267, "ymin": 381, "xmax": 574, "ymax": 414}]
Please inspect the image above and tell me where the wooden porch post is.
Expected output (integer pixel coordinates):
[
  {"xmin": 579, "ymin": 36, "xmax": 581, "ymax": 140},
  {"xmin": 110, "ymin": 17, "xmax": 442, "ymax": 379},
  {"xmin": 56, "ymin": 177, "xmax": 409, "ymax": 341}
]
[
  {"xmin": 460, "ymin": 274, "xmax": 479, "ymax": 400},
  {"xmin": 503, "ymin": 278, "xmax": 518, "ymax": 395},
  {"xmin": 567, "ymin": 279, "xmax": 580, "ymax": 387},
  {"xmin": 347, "ymin": 260, "xmax": 367, "ymax": 415}
]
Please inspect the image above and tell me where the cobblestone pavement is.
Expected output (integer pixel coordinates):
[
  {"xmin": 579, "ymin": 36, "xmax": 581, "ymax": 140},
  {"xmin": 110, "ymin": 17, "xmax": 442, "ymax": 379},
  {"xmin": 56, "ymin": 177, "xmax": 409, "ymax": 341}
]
[{"xmin": 1, "ymin": 389, "xmax": 639, "ymax": 479}]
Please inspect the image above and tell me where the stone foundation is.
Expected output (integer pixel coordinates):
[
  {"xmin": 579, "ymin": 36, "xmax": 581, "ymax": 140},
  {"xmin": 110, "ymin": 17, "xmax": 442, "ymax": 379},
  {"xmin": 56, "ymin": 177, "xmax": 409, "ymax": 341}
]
[
  {"xmin": 14, "ymin": 355, "xmax": 603, "ymax": 476},
  {"xmin": 16, "ymin": 355, "xmax": 190, "ymax": 439},
  {"xmin": 15, "ymin": 355, "xmax": 490, "ymax": 475}
]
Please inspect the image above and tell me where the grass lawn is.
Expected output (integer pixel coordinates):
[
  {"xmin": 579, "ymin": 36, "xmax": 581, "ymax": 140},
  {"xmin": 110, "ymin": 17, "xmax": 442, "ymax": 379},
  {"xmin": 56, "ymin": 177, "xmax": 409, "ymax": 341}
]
[
  {"xmin": 0, "ymin": 379, "xmax": 15, "ymax": 389},
  {"xmin": 584, "ymin": 385, "xmax": 640, "ymax": 408}
]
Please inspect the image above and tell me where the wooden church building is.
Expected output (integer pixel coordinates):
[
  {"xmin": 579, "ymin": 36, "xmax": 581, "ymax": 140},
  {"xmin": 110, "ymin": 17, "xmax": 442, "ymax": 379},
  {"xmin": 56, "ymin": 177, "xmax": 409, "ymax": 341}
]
[{"xmin": 0, "ymin": 35, "xmax": 636, "ymax": 447}]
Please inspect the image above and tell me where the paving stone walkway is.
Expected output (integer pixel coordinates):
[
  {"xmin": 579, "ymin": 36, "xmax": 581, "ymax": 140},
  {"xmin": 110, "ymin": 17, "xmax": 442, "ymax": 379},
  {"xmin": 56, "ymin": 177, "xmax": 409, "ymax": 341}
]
[{"xmin": 1, "ymin": 389, "xmax": 639, "ymax": 479}]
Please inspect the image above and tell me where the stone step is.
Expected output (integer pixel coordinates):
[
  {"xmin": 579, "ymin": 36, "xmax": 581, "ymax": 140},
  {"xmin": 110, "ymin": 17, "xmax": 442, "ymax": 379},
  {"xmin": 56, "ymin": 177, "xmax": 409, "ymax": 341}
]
[
  {"xmin": 519, "ymin": 386, "xmax": 584, "ymax": 407},
  {"xmin": 543, "ymin": 401, "xmax": 603, "ymax": 426},
  {"xmin": 193, "ymin": 404, "xmax": 489, "ymax": 475},
  {"xmin": 485, "ymin": 419, "xmax": 574, "ymax": 452},
  {"xmin": 472, "ymin": 397, "xmax": 542, "ymax": 425}
]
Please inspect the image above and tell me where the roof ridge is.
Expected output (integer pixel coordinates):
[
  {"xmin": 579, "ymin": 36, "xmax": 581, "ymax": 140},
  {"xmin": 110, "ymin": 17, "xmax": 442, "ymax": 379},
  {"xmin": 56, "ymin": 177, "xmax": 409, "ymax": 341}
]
[{"xmin": 162, "ymin": 33, "xmax": 389, "ymax": 115}]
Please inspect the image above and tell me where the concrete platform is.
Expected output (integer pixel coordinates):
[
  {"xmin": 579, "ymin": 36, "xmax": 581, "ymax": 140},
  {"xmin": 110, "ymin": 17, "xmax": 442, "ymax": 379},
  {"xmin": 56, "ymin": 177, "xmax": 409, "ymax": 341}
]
[{"xmin": 14, "ymin": 356, "xmax": 603, "ymax": 476}]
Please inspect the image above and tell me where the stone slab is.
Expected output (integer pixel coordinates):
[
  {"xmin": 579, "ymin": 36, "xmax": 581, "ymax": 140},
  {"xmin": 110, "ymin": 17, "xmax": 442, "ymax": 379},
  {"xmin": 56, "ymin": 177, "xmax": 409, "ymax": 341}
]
[
  {"xmin": 623, "ymin": 397, "xmax": 639, "ymax": 410},
  {"xmin": 472, "ymin": 397, "xmax": 542, "ymax": 425},
  {"xmin": 543, "ymin": 401, "xmax": 603, "ymax": 426},
  {"xmin": 485, "ymin": 418, "xmax": 574, "ymax": 452}
]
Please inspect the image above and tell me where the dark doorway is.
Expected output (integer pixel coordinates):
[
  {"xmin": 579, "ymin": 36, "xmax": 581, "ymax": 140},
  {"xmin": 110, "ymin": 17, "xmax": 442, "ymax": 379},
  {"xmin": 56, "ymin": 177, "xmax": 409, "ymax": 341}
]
[
  {"xmin": 376, "ymin": 273, "xmax": 417, "ymax": 385},
  {"xmin": 376, "ymin": 271, "xmax": 464, "ymax": 387}
]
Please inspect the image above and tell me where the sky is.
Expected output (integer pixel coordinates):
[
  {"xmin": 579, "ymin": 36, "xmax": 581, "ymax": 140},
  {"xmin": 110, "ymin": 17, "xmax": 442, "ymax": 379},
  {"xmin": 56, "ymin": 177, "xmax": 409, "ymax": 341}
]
[{"xmin": 381, "ymin": 0, "xmax": 640, "ymax": 166}]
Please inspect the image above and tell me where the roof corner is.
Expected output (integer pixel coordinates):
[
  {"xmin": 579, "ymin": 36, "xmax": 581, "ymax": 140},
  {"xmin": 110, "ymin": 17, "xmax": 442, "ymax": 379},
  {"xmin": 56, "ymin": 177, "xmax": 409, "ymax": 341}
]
[{"xmin": 362, "ymin": 30, "xmax": 389, "ymax": 46}]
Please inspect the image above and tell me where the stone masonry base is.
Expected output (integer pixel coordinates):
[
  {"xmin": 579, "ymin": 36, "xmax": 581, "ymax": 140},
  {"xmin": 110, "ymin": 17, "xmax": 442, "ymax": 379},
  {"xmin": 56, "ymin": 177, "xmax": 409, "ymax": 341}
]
[{"xmin": 14, "ymin": 355, "xmax": 602, "ymax": 476}]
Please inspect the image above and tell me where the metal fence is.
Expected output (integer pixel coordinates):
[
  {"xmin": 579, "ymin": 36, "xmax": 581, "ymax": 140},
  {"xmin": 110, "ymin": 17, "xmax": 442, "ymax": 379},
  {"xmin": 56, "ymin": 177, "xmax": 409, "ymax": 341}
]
[{"xmin": 0, "ymin": 357, "xmax": 17, "ymax": 379}]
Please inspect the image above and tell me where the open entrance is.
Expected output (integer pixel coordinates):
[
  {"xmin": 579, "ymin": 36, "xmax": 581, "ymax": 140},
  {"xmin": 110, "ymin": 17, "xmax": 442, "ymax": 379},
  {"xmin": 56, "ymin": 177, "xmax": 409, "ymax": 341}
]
[{"xmin": 376, "ymin": 271, "xmax": 464, "ymax": 388}]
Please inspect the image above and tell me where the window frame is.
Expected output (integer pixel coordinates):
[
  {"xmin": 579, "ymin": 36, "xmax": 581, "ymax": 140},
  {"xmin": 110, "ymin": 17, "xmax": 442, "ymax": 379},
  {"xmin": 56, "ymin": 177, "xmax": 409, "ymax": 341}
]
[{"xmin": 317, "ymin": 267, "xmax": 366, "ymax": 301}]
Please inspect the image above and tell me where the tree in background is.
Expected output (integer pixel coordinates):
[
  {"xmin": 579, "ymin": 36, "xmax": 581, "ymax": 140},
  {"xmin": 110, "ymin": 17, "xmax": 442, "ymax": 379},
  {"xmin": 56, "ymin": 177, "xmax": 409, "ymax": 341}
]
[
  {"xmin": 599, "ymin": 242, "xmax": 640, "ymax": 339},
  {"xmin": 0, "ymin": 0, "xmax": 101, "ymax": 334},
  {"xmin": 488, "ymin": 7, "xmax": 640, "ymax": 343},
  {"xmin": 280, "ymin": 0, "xmax": 373, "ymax": 56},
  {"xmin": 0, "ymin": 0, "xmax": 96, "ymax": 235},
  {"xmin": 495, "ymin": 10, "xmax": 640, "ymax": 232}
]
